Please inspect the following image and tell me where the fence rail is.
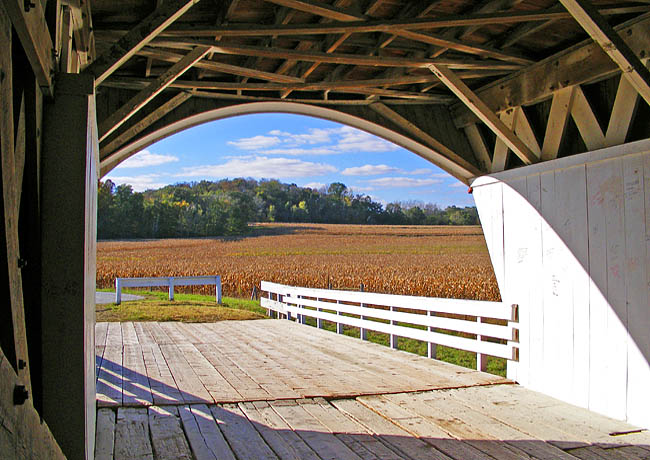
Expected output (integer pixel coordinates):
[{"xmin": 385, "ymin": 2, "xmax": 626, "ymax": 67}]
[
  {"xmin": 115, "ymin": 276, "xmax": 222, "ymax": 305},
  {"xmin": 261, "ymin": 281, "xmax": 518, "ymax": 370}
]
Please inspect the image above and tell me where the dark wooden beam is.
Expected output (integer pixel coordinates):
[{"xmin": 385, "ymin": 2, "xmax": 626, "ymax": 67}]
[
  {"xmin": 154, "ymin": 6, "xmax": 649, "ymax": 37},
  {"xmin": 263, "ymin": 0, "xmax": 366, "ymax": 22},
  {"xmin": 1, "ymin": 0, "xmax": 54, "ymax": 96},
  {"xmin": 99, "ymin": 46, "xmax": 210, "ymax": 142},
  {"xmin": 149, "ymin": 40, "xmax": 525, "ymax": 70},
  {"xmin": 138, "ymin": 47, "xmax": 305, "ymax": 82},
  {"xmin": 559, "ymin": 0, "xmax": 650, "ymax": 105},
  {"xmin": 101, "ymin": 92, "xmax": 192, "ymax": 158},
  {"xmin": 85, "ymin": 0, "xmax": 201, "ymax": 86}
]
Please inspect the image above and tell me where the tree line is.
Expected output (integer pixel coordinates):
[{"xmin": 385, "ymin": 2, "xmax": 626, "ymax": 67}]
[{"xmin": 98, "ymin": 178, "xmax": 479, "ymax": 239}]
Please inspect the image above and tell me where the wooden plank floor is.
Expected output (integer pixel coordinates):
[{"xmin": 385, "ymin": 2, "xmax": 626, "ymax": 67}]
[{"xmin": 95, "ymin": 321, "xmax": 650, "ymax": 460}]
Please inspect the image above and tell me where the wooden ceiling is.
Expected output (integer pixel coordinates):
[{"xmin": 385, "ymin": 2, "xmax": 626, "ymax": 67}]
[{"xmin": 87, "ymin": 0, "xmax": 649, "ymax": 106}]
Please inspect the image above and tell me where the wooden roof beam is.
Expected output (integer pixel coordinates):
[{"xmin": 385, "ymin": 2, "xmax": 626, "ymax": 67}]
[
  {"xmin": 369, "ymin": 102, "xmax": 483, "ymax": 177},
  {"xmin": 85, "ymin": 0, "xmax": 201, "ymax": 86},
  {"xmin": 101, "ymin": 92, "xmax": 192, "ymax": 158},
  {"xmin": 430, "ymin": 63, "xmax": 538, "ymax": 165},
  {"xmin": 1, "ymin": 0, "xmax": 54, "ymax": 96},
  {"xmin": 451, "ymin": 13, "xmax": 650, "ymax": 127},
  {"xmin": 559, "ymin": 0, "xmax": 650, "ymax": 106},
  {"xmin": 150, "ymin": 40, "xmax": 525, "ymax": 70},
  {"xmin": 184, "ymin": 6, "xmax": 649, "ymax": 37},
  {"xmin": 98, "ymin": 46, "xmax": 210, "ymax": 143},
  {"xmin": 138, "ymin": 47, "xmax": 305, "ymax": 83},
  {"xmin": 263, "ymin": 0, "xmax": 366, "ymax": 22}
]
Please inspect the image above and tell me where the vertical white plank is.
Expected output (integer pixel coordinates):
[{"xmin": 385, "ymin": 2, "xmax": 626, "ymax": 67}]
[
  {"xmin": 540, "ymin": 170, "xmax": 570, "ymax": 401},
  {"xmin": 525, "ymin": 174, "xmax": 545, "ymax": 393},
  {"xmin": 473, "ymin": 181, "xmax": 506, "ymax": 294},
  {"xmin": 604, "ymin": 158, "xmax": 628, "ymax": 421},
  {"xmin": 554, "ymin": 165, "xmax": 590, "ymax": 409},
  {"xmin": 586, "ymin": 160, "xmax": 610, "ymax": 417},
  {"xmin": 624, "ymin": 153, "xmax": 649, "ymax": 428},
  {"xmin": 502, "ymin": 177, "xmax": 530, "ymax": 385}
]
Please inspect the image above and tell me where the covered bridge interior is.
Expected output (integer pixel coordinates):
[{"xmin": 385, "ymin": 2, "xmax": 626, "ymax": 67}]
[{"xmin": 0, "ymin": 0, "xmax": 649, "ymax": 458}]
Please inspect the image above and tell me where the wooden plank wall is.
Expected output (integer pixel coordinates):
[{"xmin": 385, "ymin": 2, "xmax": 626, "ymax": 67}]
[{"xmin": 472, "ymin": 139, "xmax": 650, "ymax": 429}]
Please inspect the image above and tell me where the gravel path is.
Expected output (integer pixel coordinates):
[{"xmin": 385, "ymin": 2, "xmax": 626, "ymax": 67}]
[{"xmin": 95, "ymin": 291, "xmax": 144, "ymax": 304}]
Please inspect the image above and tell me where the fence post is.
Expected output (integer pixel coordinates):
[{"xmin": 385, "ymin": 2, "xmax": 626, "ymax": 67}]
[
  {"xmin": 168, "ymin": 277, "xmax": 175, "ymax": 301},
  {"xmin": 390, "ymin": 306, "xmax": 398, "ymax": 349},
  {"xmin": 316, "ymin": 298, "xmax": 323, "ymax": 328},
  {"xmin": 283, "ymin": 294, "xmax": 292, "ymax": 321},
  {"xmin": 359, "ymin": 283, "xmax": 367, "ymax": 341},
  {"xmin": 216, "ymin": 275, "xmax": 222, "ymax": 304},
  {"xmin": 428, "ymin": 310, "xmax": 437, "ymax": 359},
  {"xmin": 115, "ymin": 278, "xmax": 122, "ymax": 305},
  {"xmin": 336, "ymin": 300, "xmax": 343, "ymax": 334},
  {"xmin": 477, "ymin": 316, "xmax": 487, "ymax": 371}
]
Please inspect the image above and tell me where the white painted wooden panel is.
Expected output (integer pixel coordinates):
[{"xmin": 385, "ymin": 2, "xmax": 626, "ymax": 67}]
[
  {"xmin": 556, "ymin": 165, "xmax": 590, "ymax": 409},
  {"xmin": 502, "ymin": 177, "xmax": 530, "ymax": 384},
  {"xmin": 586, "ymin": 160, "xmax": 611, "ymax": 417},
  {"xmin": 623, "ymin": 154, "xmax": 650, "ymax": 428},
  {"xmin": 525, "ymin": 175, "xmax": 545, "ymax": 393},
  {"xmin": 472, "ymin": 143, "xmax": 650, "ymax": 429}
]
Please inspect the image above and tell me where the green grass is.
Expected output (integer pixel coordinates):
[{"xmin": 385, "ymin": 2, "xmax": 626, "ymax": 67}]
[
  {"xmin": 96, "ymin": 288, "xmax": 266, "ymax": 322},
  {"xmin": 96, "ymin": 288, "xmax": 506, "ymax": 377}
]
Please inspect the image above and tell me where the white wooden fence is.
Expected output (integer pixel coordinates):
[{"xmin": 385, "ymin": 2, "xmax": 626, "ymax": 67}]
[
  {"xmin": 261, "ymin": 281, "xmax": 518, "ymax": 370},
  {"xmin": 115, "ymin": 276, "xmax": 222, "ymax": 304}
]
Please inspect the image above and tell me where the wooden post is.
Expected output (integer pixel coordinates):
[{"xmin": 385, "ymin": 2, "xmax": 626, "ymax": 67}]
[
  {"xmin": 41, "ymin": 73, "xmax": 98, "ymax": 460},
  {"xmin": 428, "ymin": 311, "xmax": 437, "ymax": 359},
  {"xmin": 477, "ymin": 316, "xmax": 488, "ymax": 372},
  {"xmin": 337, "ymin": 300, "xmax": 343, "ymax": 334},
  {"xmin": 115, "ymin": 278, "xmax": 122, "ymax": 304},
  {"xmin": 359, "ymin": 283, "xmax": 367, "ymax": 340},
  {"xmin": 316, "ymin": 298, "xmax": 323, "ymax": 328},
  {"xmin": 216, "ymin": 275, "xmax": 222, "ymax": 304},
  {"xmin": 390, "ymin": 306, "xmax": 398, "ymax": 349},
  {"xmin": 168, "ymin": 276, "xmax": 175, "ymax": 301}
]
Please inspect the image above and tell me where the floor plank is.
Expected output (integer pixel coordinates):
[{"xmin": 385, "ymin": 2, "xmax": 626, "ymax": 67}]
[
  {"xmin": 148, "ymin": 406, "xmax": 193, "ymax": 460},
  {"xmin": 95, "ymin": 408, "xmax": 116, "ymax": 460},
  {"xmin": 211, "ymin": 403, "xmax": 278, "ymax": 459},
  {"xmin": 114, "ymin": 407, "xmax": 153, "ymax": 460}
]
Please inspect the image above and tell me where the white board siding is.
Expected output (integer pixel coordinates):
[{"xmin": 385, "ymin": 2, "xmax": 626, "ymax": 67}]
[{"xmin": 472, "ymin": 139, "xmax": 650, "ymax": 428}]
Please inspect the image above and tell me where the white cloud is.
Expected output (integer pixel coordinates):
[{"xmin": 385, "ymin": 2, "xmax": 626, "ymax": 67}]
[
  {"xmin": 227, "ymin": 126, "xmax": 398, "ymax": 156},
  {"xmin": 410, "ymin": 168, "xmax": 434, "ymax": 175},
  {"xmin": 227, "ymin": 135, "xmax": 280, "ymax": 150},
  {"xmin": 115, "ymin": 150, "xmax": 179, "ymax": 169},
  {"xmin": 341, "ymin": 164, "xmax": 401, "ymax": 176},
  {"xmin": 365, "ymin": 177, "xmax": 442, "ymax": 188},
  {"xmin": 106, "ymin": 174, "xmax": 168, "ymax": 192},
  {"xmin": 303, "ymin": 182, "xmax": 325, "ymax": 190},
  {"xmin": 450, "ymin": 181, "xmax": 468, "ymax": 188},
  {"xmin": 178, "ymin": 156, "xmax": 337, "ymax": 179},
  {"xmin": 349, "ymin": 185, "xmax": 375, "ymax": 192},
  {"xmin": 260, "ymin": 147, "xmax": 338, "ymax": 156}
]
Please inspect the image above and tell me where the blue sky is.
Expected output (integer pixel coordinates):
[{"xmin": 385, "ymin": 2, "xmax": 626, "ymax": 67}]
[{"xmin": 106, "ymin": 113, "xmax": 474, "ymax": 207}]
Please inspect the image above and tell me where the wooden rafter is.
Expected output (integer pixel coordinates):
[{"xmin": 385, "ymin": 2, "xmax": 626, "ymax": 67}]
[
  {"xmin": 541, "ymin": 86, "xmax": 576, "ymax": 161},
  {"xmin": 101, "ymin": 92, "xmax": 193, "ymax": 158},
  {"xmin": 559, "ymin": 0, "xmax": 650, "ymax": 105},
  {"xmin": 464, "ymin": 124, "xmax": 492, "ymax": 172},
  {"xmin": 99, "ymin": 46, "xmax": 211, "ymax": 142},
  {"xmin": 369, "ymin": 102, "xmax": 482, "ymax": 178},
  {"xmin": 138, "ymin": 47, "xmax": 305, "ymax": 83},
  {"xmin": 0, "ymin": 10, "xmax": 31, "ymax": 392},
  {"xmin": 2, "ymin": 0, "xmax": 55, "ymax": 96},
  {"xmin": 452, "ymin": 13, "xmax": 650, "ymax": 127},
  {"xmin": 430, "ymin": 63, "xmax": 538, "ymax": 166},
  {"xmin": 263, "ymin": 0, "xmax": 365, "ymax": 22},
  {"xmin": 149, "ymin": 40, "xmax": 525, "ymax": 71},
  {"xmin": 162, "ymin": 7, "xmax": 650, "ymax": 37},
  {"xmin": 85, "ymin": 0, "xmax": 201, "ymax": 86}
]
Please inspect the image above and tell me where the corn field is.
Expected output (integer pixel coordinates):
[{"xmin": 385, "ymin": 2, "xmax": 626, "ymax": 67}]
[{"xmin": 97, "ymin": 223, "xmax": 500, "ymax": 301}]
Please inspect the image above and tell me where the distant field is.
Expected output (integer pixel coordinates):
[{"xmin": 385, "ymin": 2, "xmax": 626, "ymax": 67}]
[{"xmin": 97, "ymin": 223, "xmax": 500, "ymax": 301}]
